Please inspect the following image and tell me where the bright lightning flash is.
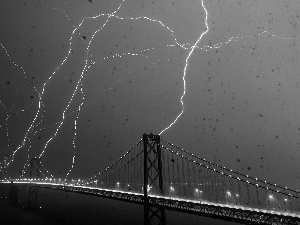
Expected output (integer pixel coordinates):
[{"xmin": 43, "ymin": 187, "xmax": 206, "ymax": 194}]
[
  {"xmin": 159, "ymin": 0, "xmax": 209, "ymax": 135},
  {"xmin": 1, "ymin": 0, "xmax": 299, "ymax": 180}
]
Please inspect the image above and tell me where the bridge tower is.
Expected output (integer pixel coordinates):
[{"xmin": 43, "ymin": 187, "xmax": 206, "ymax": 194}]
[
  {"xmin": 0, "ymin": 158, "xmax": 8, "ymax": 180},
  {"xmin": 26, "ymin": 157, "xmax": 41, "ymax": 209},
  {"xmin": 143, "ymin": 133, "xmax": 166, "ymax": 225},
  {"xmin": 0, "ymin": 160, "xmax": 8, "ymax": 199}
]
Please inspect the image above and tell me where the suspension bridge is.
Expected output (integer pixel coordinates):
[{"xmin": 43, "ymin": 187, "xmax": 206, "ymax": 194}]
[{"xmin": 1, "ymin": 133, "xmax": 300, "ymax": 225}]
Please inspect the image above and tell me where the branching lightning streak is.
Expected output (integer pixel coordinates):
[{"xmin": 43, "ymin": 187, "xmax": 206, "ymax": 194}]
[
  {"xmin": 0, "ymin": 101, "xmax": 10, "ymax": 155},
  {"xmin": 65, "ymin": 80, "xmax": 84, "ymax": 179},
  {"xmin": 1, "ymin": 0, "xmax": 193, "ymax": 173},
  {"xmin": 199, "ymin": 30, "xmax": 299, "ymax": 52},
  {"xmin": 111, "ymin": 15, "xmax": 189, "ymax": 50},
  {"xmin": 0, "ymin": 42, "xmax": 39, "ymax": 168},
  {"xmin": 159, "ymin": 0, "xmax": 209, "ymax": 135},
  {"xmin": 0, "ymin": 98, "xmax": 35, "ymax": 173},
  {"xmin": 2, "ymin": 0, "xmax": 300, "ymax": 179},
  {"xmin": 0, "ymin": 11, "xmax": 113, "ymax": 169},
  {"xmin": 43, "ymin": 0, "xmax": 128, "ymax": 178},
  {"xmin": 35, "ymin": 0, "xmax": 192, "ymax": 177},
  {"xmin": 19, "ymin": 138, "xmax": 31, "ymax": 178},
  {"xmin": 0, "ymin": 6, "xmax": 95, "ymax": 171},
  {"xmin": 158, "ymin": 1, "xmax": 300, "ymax": 135},
  {"xmin": 40, "ymin": 0, "xmax": 75, "ymax": 29}
]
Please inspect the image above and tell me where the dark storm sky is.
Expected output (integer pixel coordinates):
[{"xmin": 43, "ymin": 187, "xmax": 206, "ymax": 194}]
[{"xmin": 0, "ymin": 0, "xmax": 300, "ymax": 190}]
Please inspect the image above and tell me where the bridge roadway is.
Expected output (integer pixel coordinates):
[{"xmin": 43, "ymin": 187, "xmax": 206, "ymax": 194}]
[{"xmin": 2, "ymin": 181, "xmax": 300, "ymax": 225}]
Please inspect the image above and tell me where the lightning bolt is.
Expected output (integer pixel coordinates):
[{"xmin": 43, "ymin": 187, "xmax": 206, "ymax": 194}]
[
  {"xmin": 159, "ymin": 0, "xmax": 209, "ymax": 135},
  {"xmin": 1, "ymin": 0, "xmax": 192, "ymax": 176},
  {"xmin": 1, "ymin": 0, "xmax": 299, "ymax": 180}
]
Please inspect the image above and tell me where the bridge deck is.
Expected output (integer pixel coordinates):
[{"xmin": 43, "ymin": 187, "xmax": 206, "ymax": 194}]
[{"xmin": 2, "ymin": 181, "xmax": 300, "ymax": 224}]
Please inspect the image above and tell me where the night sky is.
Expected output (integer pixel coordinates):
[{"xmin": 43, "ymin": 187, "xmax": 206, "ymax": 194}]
[{"xmin": 1, "ymin": 0, "xmax": 300, "ymax": 194}]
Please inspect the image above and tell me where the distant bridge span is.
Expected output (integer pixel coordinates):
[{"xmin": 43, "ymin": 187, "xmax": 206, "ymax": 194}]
[{"xmin": 1, "ymin": 134, "xmax": 300, "ymax": 225}]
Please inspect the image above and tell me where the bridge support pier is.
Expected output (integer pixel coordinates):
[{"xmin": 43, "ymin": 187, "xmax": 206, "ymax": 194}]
[
  {"xmin": 144, "ymin": 205, "xmax": 166, "ymax": 225},
  {"xmin": 143, "ymin": 133, "xmax": 166, "ymax": 225},
  {"xmin": 26, "ymin": 157, "xmax": 41, "ymax": 209}
]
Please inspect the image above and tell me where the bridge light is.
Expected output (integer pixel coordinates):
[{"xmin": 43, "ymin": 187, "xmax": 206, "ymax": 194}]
[
  {"xmin": 170, "ymin": 186, "xmax": 175, "ymax": 191},
  {"xmin": 268, "ymin": 194, "xmax": 274, "ymax": 200}
]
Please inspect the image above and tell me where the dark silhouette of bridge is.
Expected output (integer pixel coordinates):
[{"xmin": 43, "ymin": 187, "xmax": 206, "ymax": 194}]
[{"xmin": 1, "ymin": 133, "xmax": 300, "ymax": 225}]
